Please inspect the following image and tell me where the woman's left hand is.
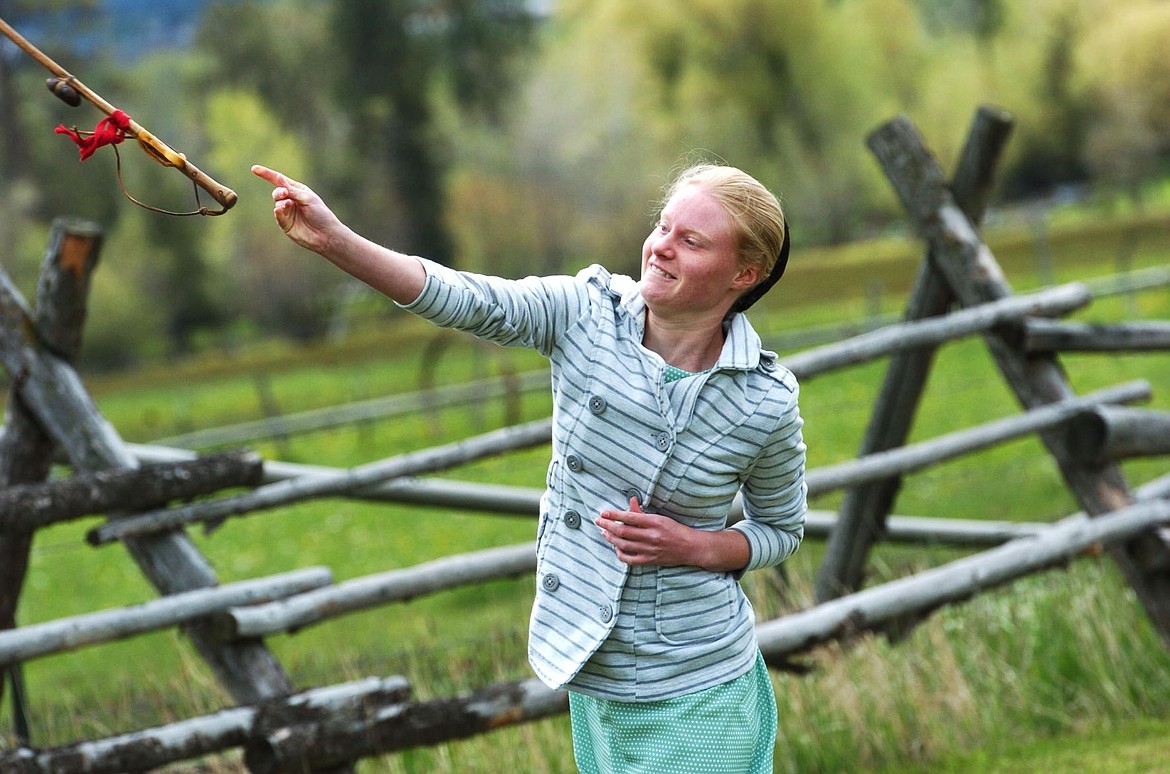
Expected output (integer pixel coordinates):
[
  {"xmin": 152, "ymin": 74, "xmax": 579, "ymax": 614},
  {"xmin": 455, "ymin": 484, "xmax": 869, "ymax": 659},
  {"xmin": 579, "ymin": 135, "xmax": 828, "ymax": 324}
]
[
  {"xmin": 596, "ymin": 498, "xmax": 698, "ymax": 567},
  {"xmin": 596, "ymin": 498, "xmax": 751, "ymax": 572}
]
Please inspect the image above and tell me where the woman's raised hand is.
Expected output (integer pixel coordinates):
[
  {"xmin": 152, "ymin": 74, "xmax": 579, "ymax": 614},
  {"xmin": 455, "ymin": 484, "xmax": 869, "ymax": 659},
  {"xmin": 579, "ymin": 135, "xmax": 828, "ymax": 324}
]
[
  {"xmin": 251, "ymin": 165, "xmax": 346, "ymax": 256},
  {"xmin": 251, "ymin": 164, "xmax": 426, "ymax": 305}
]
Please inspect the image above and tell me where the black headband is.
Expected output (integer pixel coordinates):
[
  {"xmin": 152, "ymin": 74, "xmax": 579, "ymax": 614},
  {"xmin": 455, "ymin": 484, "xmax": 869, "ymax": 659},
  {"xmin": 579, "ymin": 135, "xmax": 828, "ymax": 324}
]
[{"xmin": 729, "ymin": 219, "xmax": 790, "ymax": 315}]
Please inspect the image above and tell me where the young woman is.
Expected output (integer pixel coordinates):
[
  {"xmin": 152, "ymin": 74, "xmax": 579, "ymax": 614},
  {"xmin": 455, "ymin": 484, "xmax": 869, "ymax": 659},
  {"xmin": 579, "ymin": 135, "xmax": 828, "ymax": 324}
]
[{"xmin": 253, "ymin": 161, "xmax": 807, "ymax": 773}]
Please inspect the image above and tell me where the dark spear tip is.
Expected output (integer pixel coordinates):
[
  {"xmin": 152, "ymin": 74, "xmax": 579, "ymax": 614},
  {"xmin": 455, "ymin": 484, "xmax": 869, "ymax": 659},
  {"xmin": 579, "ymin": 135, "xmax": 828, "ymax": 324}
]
[{"xmin": 46, "ymin": 76, "xmax": 81, "ymax": 107}]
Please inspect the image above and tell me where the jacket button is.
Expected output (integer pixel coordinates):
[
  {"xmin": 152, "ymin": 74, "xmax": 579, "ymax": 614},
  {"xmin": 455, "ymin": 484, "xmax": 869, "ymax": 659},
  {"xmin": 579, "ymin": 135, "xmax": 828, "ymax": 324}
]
[
  {"xmin": 761, "ymin": 358, "xmax": 777, "ymax": 372},
  {"xmin": 588, "ymin": 395, "xmax": 607, "ymax": 415},
  {"xmin": 542, "ymin": 573, "xmax": 560, "ymax": 592},
  {"xmin": 655, "ymin": 432, "xmax": 670, "ymax": 451},
  {"xmin": 566, "ymin": 454, "xmax": 584, "ymax": 473},
  {"xmin": 622, "ymin": 487, "xmax": 642, "ymax": 506},
  {"xmin": 598, "ymin": 604, "xmax": 613, "ymax": 623},
  {"xmin": 563, "ymin": 510, "xmax": 581, "ymax": 529}
]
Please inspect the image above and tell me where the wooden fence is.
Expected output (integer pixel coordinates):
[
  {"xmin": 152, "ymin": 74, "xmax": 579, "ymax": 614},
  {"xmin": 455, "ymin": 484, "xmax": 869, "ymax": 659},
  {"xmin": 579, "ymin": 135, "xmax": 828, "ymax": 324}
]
[{"xmin": 1, "ymin": 107, "xmax": 1170, "ymax": 772}]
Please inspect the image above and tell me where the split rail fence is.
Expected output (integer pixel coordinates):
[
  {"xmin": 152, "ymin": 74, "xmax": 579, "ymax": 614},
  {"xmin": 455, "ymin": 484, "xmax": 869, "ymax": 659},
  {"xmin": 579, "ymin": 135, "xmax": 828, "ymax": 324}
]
[{"xmin": 1, "ymin": 107, "xmax": 1170, "ymax": 772}]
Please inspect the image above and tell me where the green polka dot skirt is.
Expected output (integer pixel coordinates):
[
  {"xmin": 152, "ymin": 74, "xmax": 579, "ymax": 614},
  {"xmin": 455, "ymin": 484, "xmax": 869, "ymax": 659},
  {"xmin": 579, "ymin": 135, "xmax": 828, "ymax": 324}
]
[{"xmin": 568, "ymin": 652, "xmax": 777, "ymax": 773}]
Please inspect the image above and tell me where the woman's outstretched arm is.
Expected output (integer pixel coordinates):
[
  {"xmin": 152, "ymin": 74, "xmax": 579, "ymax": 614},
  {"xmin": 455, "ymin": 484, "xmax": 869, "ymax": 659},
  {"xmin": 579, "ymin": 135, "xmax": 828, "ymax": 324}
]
[{"xmin": 252, "ymin": 164, "xmax": 426, "ymax": 305}]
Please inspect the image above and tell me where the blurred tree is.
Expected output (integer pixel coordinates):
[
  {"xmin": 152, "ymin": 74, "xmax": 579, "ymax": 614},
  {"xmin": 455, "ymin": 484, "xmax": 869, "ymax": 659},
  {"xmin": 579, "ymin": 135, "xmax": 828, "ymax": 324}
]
[
  {"xmin": 0, "ymin": 0, "xmax": 113, "ymax": 300},
  {"xmin": 201, "ymin": 87, "xmax": 338, "ymax": 341},
  {"xmin": 330, "ymin": 0, "xmax": 535, "ymax": 265},
  {"xmin": 145, "ymin": 214, "xmax": 224, "ymax": 354},
  {"xmin": 0, "ymin": 1, "xmax": 101, "ymax": 189},
  {"xmin": 543, "ymin": 0, "xmax": 899, "ymax": 244},
  {"xmin": 447, "ymin": 0, "xmax": 674, "ymax": 278},
  {"xmin": 97, "ymin": 48, "xmax": 234, "ymax": 356},
  {"xmin": 913, "ymin": 0, "xmax": 1004, "ymax": 39},
  {"xmin": 990, "ymin": 0, "xmax": 1090, "ymax": 197},
  {"xmin": 0, "ymin": 1, "xmax": 33, "ymax": 185},
  {"xmin": 194, "ymin": 1, "xmax": 338, "ymax": 154},
  {"xmin": 11, "ymin": 0, "xmax": 1170, "ymax": 366},
  {"xmin": 81, "ymin": 210, "xmax": 170, "ymax": 368},
  {"xmin": 194, "ymin": 2, "xmax": 356, "ymax": 340},
  {"xmin": 1074, "ymin": 1, "xmax": 1170, "ymax": 204}
]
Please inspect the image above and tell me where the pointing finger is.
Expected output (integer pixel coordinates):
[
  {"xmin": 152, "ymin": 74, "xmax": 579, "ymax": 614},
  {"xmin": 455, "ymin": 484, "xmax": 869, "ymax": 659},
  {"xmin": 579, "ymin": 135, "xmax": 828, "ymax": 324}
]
[
  {"xmin": 251, "ymin": 164, "xmax": 281, "ymax": 185},
  {"xmin": 252, "ymin": 164, "xmax": 307, "ymax": 196}
]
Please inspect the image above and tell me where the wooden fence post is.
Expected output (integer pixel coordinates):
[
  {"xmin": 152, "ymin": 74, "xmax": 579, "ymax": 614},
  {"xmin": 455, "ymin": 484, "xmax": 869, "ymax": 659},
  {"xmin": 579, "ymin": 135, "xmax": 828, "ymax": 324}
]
[
  {"xmin": 815, "ymin": 106, "xmax": 1015, "ymax": 601},
  {"xmin": 0, "ymin": 218, "xmax": 103, "ymax": 741},
  {"xmin": 0, "ymin": 264, "xmax": 301, "ymax": 707},
  {"xmin": 866, "ymin": 113, "xmax": 1170, "ymax": 649}
]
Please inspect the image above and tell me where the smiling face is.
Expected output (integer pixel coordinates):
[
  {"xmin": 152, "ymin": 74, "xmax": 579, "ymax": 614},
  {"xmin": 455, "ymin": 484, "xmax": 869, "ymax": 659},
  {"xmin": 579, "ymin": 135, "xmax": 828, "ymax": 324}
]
[{"xmin": 639, "ymin": 183, "xmax": 759, "ymax": 320}]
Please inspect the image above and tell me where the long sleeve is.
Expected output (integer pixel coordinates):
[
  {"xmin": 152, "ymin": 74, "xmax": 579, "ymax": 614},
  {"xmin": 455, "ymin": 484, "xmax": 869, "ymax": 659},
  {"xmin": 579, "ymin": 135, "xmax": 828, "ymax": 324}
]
[
  {"xmin": 397, "ymin": 257, "xmax": 594, "ymax": 356},
  {"xmin": 730, "ymin": 375, "xmax": 807, "ymax": 571}
]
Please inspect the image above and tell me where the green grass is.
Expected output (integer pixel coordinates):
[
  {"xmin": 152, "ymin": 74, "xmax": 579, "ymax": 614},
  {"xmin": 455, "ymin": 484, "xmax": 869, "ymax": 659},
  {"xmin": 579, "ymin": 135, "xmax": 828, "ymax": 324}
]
[
  {"xmin": 882, "ymin": 717, "xmax": 1170, "ymax": 774},
  {"xmin": 2, "ymin": 208, "xmax": 1170, "ymax": 771}
]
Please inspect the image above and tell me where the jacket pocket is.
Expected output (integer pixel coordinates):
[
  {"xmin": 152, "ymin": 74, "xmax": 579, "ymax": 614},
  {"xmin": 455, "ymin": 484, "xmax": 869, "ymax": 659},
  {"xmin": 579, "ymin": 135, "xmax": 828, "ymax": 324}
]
[{"xmin": 654, "ymin": 566, "xmax": 736, "ymax": 645}]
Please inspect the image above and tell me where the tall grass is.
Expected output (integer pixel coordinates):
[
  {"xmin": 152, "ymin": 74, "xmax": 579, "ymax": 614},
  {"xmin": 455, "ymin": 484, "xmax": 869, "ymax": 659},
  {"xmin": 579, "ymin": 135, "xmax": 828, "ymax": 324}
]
[{"xmin": 2, "ymin": 209, "xmax": 1169, "ymax": 771}]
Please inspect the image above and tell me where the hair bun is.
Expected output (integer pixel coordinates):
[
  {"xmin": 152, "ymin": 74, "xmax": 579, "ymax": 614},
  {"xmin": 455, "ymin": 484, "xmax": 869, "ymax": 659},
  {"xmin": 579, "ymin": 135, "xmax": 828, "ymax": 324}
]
[{"xmin": 730, "ymin": 219, "xmax": 790, "ymax": 315}]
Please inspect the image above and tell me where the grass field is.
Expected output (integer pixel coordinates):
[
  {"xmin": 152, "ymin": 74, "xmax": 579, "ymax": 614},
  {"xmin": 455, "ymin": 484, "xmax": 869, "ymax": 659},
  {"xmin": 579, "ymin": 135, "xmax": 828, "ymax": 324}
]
[{"xmin": 2, "ymin": 204, "xmax": 1170, "ymax": 772}]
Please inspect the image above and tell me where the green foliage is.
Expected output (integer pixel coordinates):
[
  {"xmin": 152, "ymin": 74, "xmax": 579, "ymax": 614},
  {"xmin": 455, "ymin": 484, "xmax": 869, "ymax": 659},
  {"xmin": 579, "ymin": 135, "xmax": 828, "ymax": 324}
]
[
  {"xmin": 7, "ymin": 0, "xmax": 1170, "ymax": 369},
  {"xmin": 914, "ymin": 0, "xmax": 1006, "ymax": 39},
  {"xmin": 81, "ymin": 209, "xmax": 170, "ymax": 368},
  {"xmin": 201, "ymin": 88, "xmax": 340, "ymax": 341},
  {"xmin": 1073, "ymin": 1, "xmax": 1170, "ymax": 195},
  {"xmin": 195, "ymin": 0, "xmax": 338, "ymax": 138},
  {"xmin": 329, "ymin": 0, "xmax": 535, "ymax": 263},
  {"xmin": 628, "ymin": 0, "xmax": 894, "ymax": 241}
]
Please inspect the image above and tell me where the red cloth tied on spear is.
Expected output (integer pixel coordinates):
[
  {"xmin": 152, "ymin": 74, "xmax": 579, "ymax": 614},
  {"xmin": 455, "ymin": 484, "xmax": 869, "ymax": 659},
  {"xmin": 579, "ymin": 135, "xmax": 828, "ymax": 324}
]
[{"xmin": 55, "ymin": 109, "xmax": 132, "ymax": 161}]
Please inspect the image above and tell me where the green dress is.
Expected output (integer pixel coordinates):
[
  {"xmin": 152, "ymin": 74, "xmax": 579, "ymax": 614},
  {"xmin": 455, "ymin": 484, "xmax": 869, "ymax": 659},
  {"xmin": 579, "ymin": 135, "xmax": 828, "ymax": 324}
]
[{"xmin": 568, "ymin": 651, "xmax": 777, "ymax": 773}]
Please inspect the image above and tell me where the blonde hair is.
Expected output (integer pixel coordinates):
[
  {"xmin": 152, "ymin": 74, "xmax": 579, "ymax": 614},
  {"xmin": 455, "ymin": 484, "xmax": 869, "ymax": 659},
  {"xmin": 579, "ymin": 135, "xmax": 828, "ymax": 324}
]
[{"xmin": 662, "ymin": 163, "xmax": 786, "ymax": 283}]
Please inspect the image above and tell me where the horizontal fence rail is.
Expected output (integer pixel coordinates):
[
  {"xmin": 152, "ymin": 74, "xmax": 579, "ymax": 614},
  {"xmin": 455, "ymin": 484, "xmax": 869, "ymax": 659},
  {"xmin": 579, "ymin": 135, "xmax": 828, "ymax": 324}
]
[
  {"xmin": 1020, "ymin": 319, "xmax": 1170, "ymax": 353},
  {"xmin": 212, "ymin": 543, "xmax": 539, "ymax": 640},
  {"xmin": 804, "ymin": 380, "xmax": 1150, "ymax": 496},
  {"xmin": 151, "ymin": 371, "xmax": 552, "ymax": 450},
  {"xmin": 0, "ymin": 568, "xmax": 332, "ymax": 667},
  {"xmin": 756, "ymin": 498, "xmax": 1170, "ymax": 658},
  {"xmin": 88, "ymin": 418, "xmax": 553, "ymax": 545},
  {"xmin": 783, "ymin": 281, "xmax": 1090, "ymax": 380},
  {"xmin": 0, "ymin": 676, "xmax": 411, "ymax": 774},
  {"xmin": 99, "ymin": 380, "xmax": 1152, "ymax": 552},
  {"xmin": 0, "ymin": 451, "xmax": 263, "ymax": 532},
  {"xmin": 119, "ymin": 445, "xmax": 1081, "ymax": 548}
]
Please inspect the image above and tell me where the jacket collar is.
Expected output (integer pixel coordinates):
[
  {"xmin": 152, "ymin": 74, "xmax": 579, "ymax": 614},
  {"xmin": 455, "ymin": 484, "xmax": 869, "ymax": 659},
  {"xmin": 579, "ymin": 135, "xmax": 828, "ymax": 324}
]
[{"xmin": 610, "ymin": 271, "xmax": 763, "ymax": 372}]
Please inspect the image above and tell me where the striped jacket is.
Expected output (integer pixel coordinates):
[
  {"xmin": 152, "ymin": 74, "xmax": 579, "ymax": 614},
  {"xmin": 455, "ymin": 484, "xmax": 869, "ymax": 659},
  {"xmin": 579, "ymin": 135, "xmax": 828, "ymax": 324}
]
[{"xmin": 402, "ymin": 259, "xmax": 807, "ymax": 700}]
